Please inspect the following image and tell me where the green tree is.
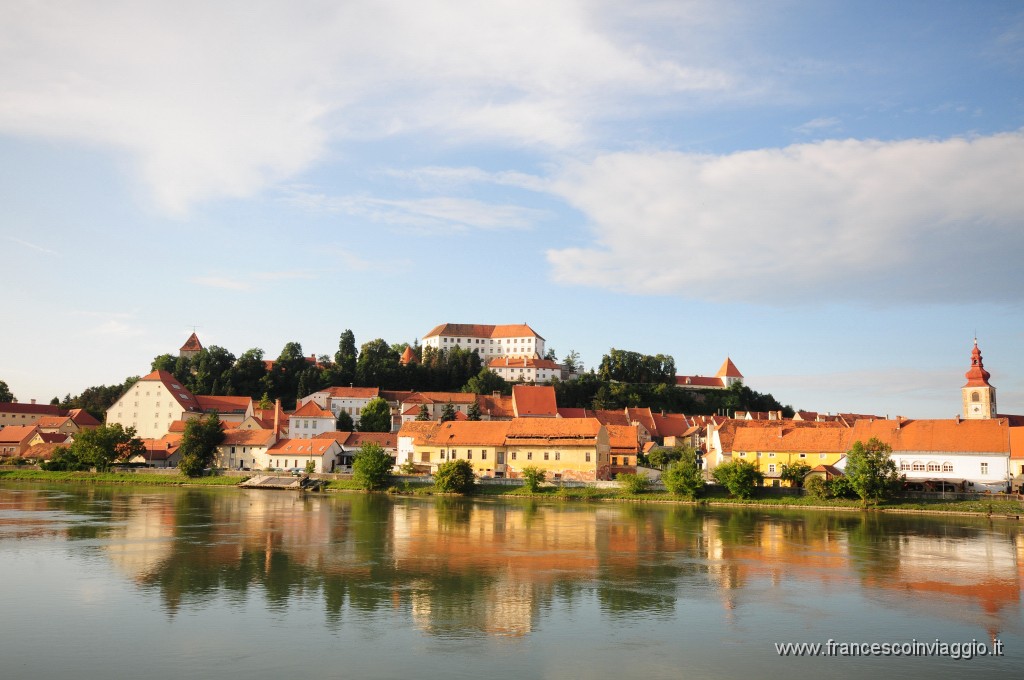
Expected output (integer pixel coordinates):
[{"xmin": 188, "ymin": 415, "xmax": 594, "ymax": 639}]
[
  {"xmin": 662, "ymin": 449, "xmax": 705, "ymax": 500},
  {"xmin": 467, "ymin": 401, "xmax": 481, "ymax": 421},
  {"xmin": 225, "ymin": 348, "xmax": 268, "ymax": 398},
  {"xmin": 352, "ymin": 442, "xmax": 394, "ymax": 490},
  {"xmin": 779, "ymin": 462, "xmax": 813, "ymax": 488},
  {"xmin": 356, "ymin": 338, "xmax": 400, "ymax": 388},
  {"xmin": 562, "ymin": 350, "xmax": 582, "ymax": 373},
  {"xmin": 845, "ymin": 438, "xmax": 903, "ymax": 505},
  {"xmin": 337, "ymin": 410, "xmax": 355, "ymax": 431},
  {"xmin": 415, "ymin": 404, "xmax": 431, "ymax": 421},
  {"xmin": 359, "ymin": 397, "xmax": 393, "ymax": 432},
  {"xmin": 439, "ymin": 402, "xmax": 457, "ymax": 422},
  {"xmin": 334, "ymin": 329, "xmax": 358, "ymax": 385},
  {"xmin": 617, "ymin": 473, "xmax": 651, "ymax": 494},
  {"xmin": 520, "ymin": 466, "xmax": 545, "ymax": 492},
  {"xmin": 712, "ymin": 460, "xmax": 764, "ymax": 499},
  {"xmin": 434, "ymin": 459, "xmax": 476, "ymax": 494},
  {"xmin": 178, "ymin": 414, "xmax": 226, "ymax": 477},
  {"xmin": 41, "ymin": 423, "xmax": 144, "ymax": 471},
  {"xmin": 462, "ymin": 367, "xmax": 509, "ymax": 395},
  {"xmin": 647, "ymin": 446, "xmax": 686, "ymax": 470},
  {"xmin": 0, "ymin": 379, "xmax": 14, "ymax": 403}
]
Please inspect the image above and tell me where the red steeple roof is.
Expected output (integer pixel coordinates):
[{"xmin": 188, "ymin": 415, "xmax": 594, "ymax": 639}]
[
  {"xmin": 180, "ymin": 332, "xmax": 203, "ymax": 353},
  {"xmin": 963, "ymin": 339, "xmax": 993, "ymax": 387},
  {"xmin": 716, "ymin": 357, "xmax": 743, "ymax": 379}
]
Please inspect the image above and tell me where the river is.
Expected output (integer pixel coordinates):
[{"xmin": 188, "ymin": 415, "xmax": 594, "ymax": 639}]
[{"xmin": 0, "ymin": 484, "xmax": 1021, "ymax": 679}]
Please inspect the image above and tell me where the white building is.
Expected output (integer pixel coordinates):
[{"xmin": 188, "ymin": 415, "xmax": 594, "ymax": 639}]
[
  {"xmin": 288, "ymin": 400, "xmax": 337, "ymax": 439},
  {"xmin": 421, "ymin": 323, "xmax": 546, "ymax": 360},
  {"xmin": 106, "ymin": 370, "xmax": 205, "ymax": 439},
  {"xmin": 487, "ymin": 357, "xmax": 560, "ymax": 383},
  {"xmin": 301, "ymin": 386, "xmax": 380, "ymax": 422}
]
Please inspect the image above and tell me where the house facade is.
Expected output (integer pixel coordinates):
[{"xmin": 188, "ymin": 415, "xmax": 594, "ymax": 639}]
[
  {"xmin": 106, "ymin": 370, "xmax": 205, "ymax": 439},
  {"xmin": 487, "ymin": 357, "xmax": 560, "ymax": 383},
  {"xmin": 422, "ymin": 323, "xmax": 546, "ymax": 360}
]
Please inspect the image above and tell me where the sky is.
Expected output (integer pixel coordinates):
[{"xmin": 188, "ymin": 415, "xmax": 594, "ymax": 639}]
[{"xmin": 2, "ymin": 0, "xmax": 1023, "ymax": 419}]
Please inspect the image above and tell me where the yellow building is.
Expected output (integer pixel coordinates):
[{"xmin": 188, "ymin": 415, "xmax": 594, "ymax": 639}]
[
  {"xmin": 730, "ymin": 423, "xmax": 851, "ymax": 487},
  {"xmin": 397, "ymin": 418, "xmax": 610, "ymax": 481}
]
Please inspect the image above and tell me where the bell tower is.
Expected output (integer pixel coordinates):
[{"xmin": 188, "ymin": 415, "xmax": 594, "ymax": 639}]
[{"xmin": 962, "ymin": 339, "xmax": 996, "ymax": 419}]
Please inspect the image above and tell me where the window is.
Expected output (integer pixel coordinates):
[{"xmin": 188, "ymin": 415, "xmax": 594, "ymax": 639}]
[
  {"xmin": 799, "ymin": 454, "xmax": 806, "ymax": 458},
  {"xmin": 756, "ymin": 452, "xmax": 762, "ymax": 457},
  {"xmin": 527, "ymin": 452, "xmax": 533, "ymax": 460},
  {"xmin": 819, "ymin": 453, "xmax": 826, "ymax": 459},
  {"xmin": 612, "ymin": 456, "xmax": 619, "ymax": 466},
  {"xmin": 481, "ymin": 451, "xmax": 487, "ymax": 460},
  {"xmin": 912, "ymin": 461, "xmax": 925, "ymax": 471},
  {"xmin": 511, "ymin": 452, "xmax": 517, "ymax": 460},
  {"xmin": 544, "ymin": 452, "xmax": 549, "ymax": 460},
  {"xmin": 926, "ymin": 462, "xmax": 940, "ymax": 472},
  {"xmin": 555, "ymin": 452, "xmax": 560, "ymax": 460},
  {"xmin": 972, "ymin": 392, "xmax": 980, "ymax": 402},
  {"xmin": 420, "ymin": 452, "xmax": 430, "ymax": 463},
  {"xmin": 768, "ymin": 452, "xmax": 776, "ymax": 457},
  {"xmin": 768, "ymin": 464, "xmax": 776, "ymax": 473},
  {"xmin": 739, "ymin": 452, "xmax": 746, "ymax": 457},
  {"xmin": 586, "ymin": 452, "xmax": 591, "ymax": 462},
  {"xmin": 900, "ymin": 462, "xmax": 910, "ymax": 471},
  {"xmin": 467, "ymin": 450, "xmax": 473, "ymax": 460},
  {"xmin": 981, "ymin": 462, "xmax": 989, "ymax": 475},
  {"xmin": 942, "ymin": 462, "xmax": 953, "ymax": 472}
]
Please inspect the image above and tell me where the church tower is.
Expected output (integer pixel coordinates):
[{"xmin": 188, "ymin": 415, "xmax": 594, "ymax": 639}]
[
  {"xmin": 962, "ymin": 339, "xmax": 997, "ymax": 419},
  {"xmin": 179, "ymin": 332, "xmax": 203, "ymax": 360}
]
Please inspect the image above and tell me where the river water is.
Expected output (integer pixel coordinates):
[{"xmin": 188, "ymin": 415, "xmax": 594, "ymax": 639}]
[{"xmin": 0, "ymin": 484, "xmax": 1021, "ymax": 679}]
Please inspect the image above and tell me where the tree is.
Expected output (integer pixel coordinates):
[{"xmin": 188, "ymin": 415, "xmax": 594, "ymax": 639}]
[
  {"xmin": 439, "ymin": 402, "xmax": 457, "ymax": 422},
  {"xmin": 226, "ymin": 348, "xmax": 268, "ymax": 399},
  {"xmin": 337, "ymin": 410, "xmax": 355, "ymax": 431},
  {"xmin": 845, "ymin": 438, "xmax": 903, "ymax": 505},
  {"xmin": 0, "ymin": 379, "xmax": 14, "ymax": 403},
  {"xmin": 598, "ymin": 348, "xmax": 676, "ymax": 384},
  {"xmin": 779, "ymin": 462, "xmax": 813, "ymax": 488},
  {"xmin": 434, "ymin": 460, "xmax": 476, "ymax": 494},
  {"xmin": 662, "ymin": 449, "xmax": 705, "ymax": 500},
  {"xmin": 178, "ymin": 414, "xmax": 225, "ymax": 477},
  {"xmin": 352, "ymin": 442, "xmax": 394, "ymax": 490},
  {"xmin": 712, "ymin": 460, "xmax": 764, "ymax": 499},
  {"xmin": 356, "ymin": 338, "xmax": 400, "ymax": 388},
  {"xmin": 562, "ymin": 350, "xmax": 582, "ymax": 373},
  {"xmin": 467, "ymin": 401, "xmax": 481, "ymax": 421},
  {"xmin": 334, "ymin": 329, "xmax": 358, "ymax": 385},
  {"xmin": 520, "ymin": 466, "xmax": 545, "ymax": 492},
  {"xmin": 415, "ymin": 404, "xmax": 431, "ymax": 421},
  {"xmin": 462, "ymin": 367, "xmax": 509, "ymax": 395},
  {"xmin": 41, "ymin": 423, "xmax": 144, "ymax": 471},
  {"xmin": 359, "ymin": 397, "xmax": 392, "ymax": 432},
  {"xmin": 647, "ymin": 446, "xmax": 687, "ymax": 470},
  {"xmin": 618, "ymin": 473, "xmax": 651, "ymax": 494}
]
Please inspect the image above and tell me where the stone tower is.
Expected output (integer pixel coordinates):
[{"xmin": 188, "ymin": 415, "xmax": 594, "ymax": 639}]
[
  {"xmin": 179, "ymin": 332, "xmax": 203, "ymax": 360},
  {"xmin": 962, "ymin": 339, "xmax": 996, "ymax": 419}
]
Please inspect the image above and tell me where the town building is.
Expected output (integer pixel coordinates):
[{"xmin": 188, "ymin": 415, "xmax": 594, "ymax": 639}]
[
  {"xmin": 288, "ymin": 400, "xmax": 337, "ymax": 439},
  {"xmin": 675, "ymin": 357, "xmax": 743, "ymax": 390},
  {"xmin": 422, "ymin": 323, "xmax": 546, "ymax": 360},
  {"xmin": 962, "ymin": 338, "xmax": 997, "ymax": 419},
  {"xmin": 487, "ymin": 356, "xmax": 560, "ymax": 383},
  {"xmin": 0, "ymin": 401, "xmax": 66, "ymax": 428}
]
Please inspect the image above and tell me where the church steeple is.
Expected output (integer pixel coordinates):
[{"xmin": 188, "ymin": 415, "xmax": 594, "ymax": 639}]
[{"xmin": 962, "ymin": 339, "xmax": 996, "ymax": 419}]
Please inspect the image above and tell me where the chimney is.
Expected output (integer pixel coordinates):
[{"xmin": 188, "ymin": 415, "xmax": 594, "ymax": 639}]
[
  {"xmin": 30, "ymin": 399, "xmax": 36, "ymax": 405},
  {"xmin": 274, "ymin": 399, "xmax": 281, "ymax": 434}
]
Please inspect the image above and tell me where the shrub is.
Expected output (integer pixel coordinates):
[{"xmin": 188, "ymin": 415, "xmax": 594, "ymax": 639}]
[
  {"xmin": 712, "ymin": 460, "xmax": 764, "ymax": 499},
  {"xmin": 661, "ymin": 449, "xmax": 705, "ymax": 500},
  {"xmin": 804, "ymin": 476, "xmax": 830, "ymax": 500},
  {"xmin": 434, "ymin": 460, "xmax": 476, "ymax": 495},
  {"xmin": 352, "ymin": 442, "xmax": 394, "ymax": 491},
  {"xmin": 618, "ymin": 473, "xmax": 651, "ymax": 495},
  {"xmin": 520, "ymin": 466, "xmax": 545, "ymax": 492},
  {"xmin": 828, "ymin": 476, "xmax": 857, "ymax": 499},
  {"xmin": 304, "ymin": 460, "xmax": 316, "ymax": 474}
]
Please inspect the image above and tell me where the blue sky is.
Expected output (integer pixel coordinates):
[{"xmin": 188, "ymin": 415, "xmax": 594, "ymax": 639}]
[{"xmin": 2, "ymin": 1, "xmax": 1023, "ymax": 418}]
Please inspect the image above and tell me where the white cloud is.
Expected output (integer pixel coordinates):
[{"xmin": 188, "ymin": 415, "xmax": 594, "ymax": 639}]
[
  {"xmin": 544, "ymin": 131, "xmax": 1024, "ymax": 304},
  {"xmin": 794, "ymin": 116, "xmax": 841, "ymax": 135},
  {"xmin": 5, "ymin": 236, "xmax": 60, "ymax": 256},
  {"xmin": 0, "ymin": 1, "xmax": 737, "ymax": 213},
  {"xmin": 190, "ymin": 276, "xmax": 250, "ymax": 291}
]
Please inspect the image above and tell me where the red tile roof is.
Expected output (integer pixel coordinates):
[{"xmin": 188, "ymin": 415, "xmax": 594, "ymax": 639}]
[
  {"xmin": 850, "ymin": 418, "xmax": 1011, "ymax": 453},
  {"xmin": 291, "ymin": 401, "xmax": 335, "ymax": 418},
  {"xmin": 268, "ymin": 438, "xmax": 340, "ymax": 456},
  {"xmin": 322, "ymin": 386, "xmax": 380, "ymax": 399},
  {"xmin": 477, "ymin": 394, "xmax": 514, "ymax": 418},
  {"xmin": 139, "ymin": 370, "xmax": 203, "ymax": 412},
  {"xmin": 606, "ymin": 425, "xmax": 640, "ymax": 452},
  {"xmin": 651, "ymin": 413, "xmax": 690, "ymax": 438},
  {"xmin": 38, "ymin": 432, "xmax": 72, "ymax": 444},
  {"xmin": 424, "ymin": 323, "xmax": 545, "ymax": 341},
  {"xmin": 716, "ymin": 357, "xmax": 744, "ymax": 378},
  {"xmin": 732, "ymin": 424, "xmax": 853, "ymax": 454},
  {"xmin": 195, "ymin": 395, "xmax": 253, "ymax": 415},
  {"xmin": 625, "ymin": 407, "xmax": 657, "ymax": 436},
  {"xmin": 0, "ymin": 402, "xmax": 65, "ymax": 416},
  {"xmin": 1010, "ymin": 426, "xmax": 1024, "ymax": 460},
  {"xmin": 221, "ymin": 429, "xmax": 277, "ymax": 447},
  {"xmin": 180, "ymin": 332, "xmax": 203, "ymax": 353},
  {"xmin": 506, "ymin": 417, "xmax": 602, "ymax": 441},
  {"xmin": 488, "ymin": 357, "xmax": 559, "ymax": 369},
  {"xmin": 68, "ymin": 409, "xmax": 101, "ymax": 427},
  {"xmin": 416, "ymin": 392, "xmax": 477, "ymax": 404},
  {"xmin": 346, "ymin": 432, "xmax": 397, "ymax": 449},
  {"xmin": 0, "ymin": 425, "xmax": 39, "ymax": 445},
  {"xmin": 592, "ymin": 409, "xmax": 630, "ymax": 427},
  {"xmin": 675, "ymin": 375, "xmax": 724, "ymax": 387},
  {"xmin": 512, "ymin": 385, "xmax": 558, "ymax": 417},
  {"xmin": 400, "ymin": 346, "xmax": 417, "ymax": 365},
  {"xmin": 22, "ymin": 442, "xmax": 65, "ymax": 461},
  {"xmin": 35, "ymin": 416, "xmax": 72, "ymax": 429},
  {"xmin": 419, "ymin": 421, "xmax": 512, "ymax": 447},
  {"xmin": 557, "ymin": 408, "xmax": 590, "ymax": 419}
]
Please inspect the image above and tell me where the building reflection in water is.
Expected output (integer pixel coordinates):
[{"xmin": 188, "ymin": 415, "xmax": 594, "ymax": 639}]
[{"xmin": 0, "ymin": 486, "xmax": 1020, "ymax": 640}]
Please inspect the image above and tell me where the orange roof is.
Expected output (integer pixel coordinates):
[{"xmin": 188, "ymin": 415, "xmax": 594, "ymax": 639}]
[
  {"xmin": 221, "ymin": 429, "xmax": 277, "ymax": 447},
  {"xmin": 37, "ymin": 432, "xmax": 71, "ymax": 444},
  {"xmin": 291, "ymin": 401, "xmax": 335, "ymax": 418},
  {"xmin": 195, "ymin": 395, "xmax": 252, "ymax": 414},
  {"xmin": 593, "ymin": 409, "xmax": 630, "ymax": 427},
  {"xmin": 423, "ymin": 421, "xmax": 512, "ymax": 447},
  {"xmin": 477, "ymin": 394, "xmax": 514, "ymax": 418},
  {"xmin": 424, "ymin": 323, "xmax": 545, "ymax": 341},
  {"xmin": 400, "ymin": 346, "xmax": 418, "ymax": 365},
  {"xmin": 68, "ymin": 409, "xmax": 100, "ymax": 427},
  {"xmin": 138, "ymin": 370, "xmax": 202, "ymax": 412},
  {"xmin": 675, "ymin": 375, "xmax": 724, "ymax": 387},
  {"xmin": 323, "ymin": 386, "xmax": 380, "ymax": 399},
  {"xmin": 557, "ymin": 408, "xmax": 590, "ymax": 418},
  {"xmin": 268, "ymin": 438, "xmax": 340, "ymax": 455},
  {"xmin": 397, "ymin": 422, "xmax": 442, "ymax": 444},
  {"xmin": 35, "ymin": 416, "xmax": 71, "ymax": 428},
  {"xmin": 732, "ymin": 425, "xmax": 853, "ymax": 454},
  {"xmin": 416, "ymin": 392, "xmax": 477, "ymax": 404},
  {"xmin": 506, "ymin": 417, "xmax": 602, "ymax": 441},
  {"xmin": 651, "ymin": 413, "xmax": 689, "ymax": 438},
  {"xmin": 625, "ymin": 407, "xmax": 657, "ymax": 435},
  {"xmin": 716, "ymin": 357, "xmax": 744, "ymax": 378},
  {"xmin": 180, "ymin": 332, "xmax": 203, "ymax": 352},
  {"xmin": 850, "ymin": 418, "xmax": 1011, "ymax": 453},
  {"xmin": 1010, "ymin": 426, "xmax": 1024, "ymax": 460},
  {"xmin": 0, "ymin": 425, "xmax": 39, "ymax": 445},
  {"xmin": 22, "ymin": 442, "xmax": 64, "ymax": 461},
  {"xmin": 606, "ymin": 425, "xmax": 640, "ymax": 452},
  {"xmin": 346, "ymin": 432, "xmax": 397, "ymax": 449},
  {"xmin": 0, "ymin": 402, "xmax": 65, "ymax": 416},
  {"xmin": 512, "ymin": 385, "xmax": 558, "ymax": 417}
]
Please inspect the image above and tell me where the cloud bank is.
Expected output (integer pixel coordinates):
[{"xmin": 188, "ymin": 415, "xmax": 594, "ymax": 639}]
[{"xmin": 545, "ymin": 131, "xmax": 1024, "ymax": 304}]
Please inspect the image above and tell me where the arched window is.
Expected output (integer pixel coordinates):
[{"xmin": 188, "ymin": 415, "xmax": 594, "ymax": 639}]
[
  {"xmin": 912, "ymin": 461, "xmax": 925, "ymax": 471},
  {"xmin": 942, "ymin": 462, "xmax": 954, "ymax": 472},
  {"xmin": 926, "ymin": 462, "xmax": 940, "ymax": 472},
  {"xmin": 972, "ymin": 392, "xmax": 980, "ymax": 402}
]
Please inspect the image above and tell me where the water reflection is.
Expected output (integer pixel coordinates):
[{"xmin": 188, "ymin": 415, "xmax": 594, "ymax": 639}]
[{"xmin": 0, "ymin": 485, "xmax": 1021, "ymax": 642}]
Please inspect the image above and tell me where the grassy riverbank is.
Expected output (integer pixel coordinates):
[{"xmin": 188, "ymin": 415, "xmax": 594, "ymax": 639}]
[
  {"xmin": 3, "ymin": 470, "xmax": 1021, "ymax": 516},
  {"xmin": 0, "ymin": 470, "xmax": 244, "ymax": 486}
]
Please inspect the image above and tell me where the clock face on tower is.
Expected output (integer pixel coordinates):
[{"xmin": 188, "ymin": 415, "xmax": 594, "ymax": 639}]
[{"xmin": 973, "ymin": 405, "xmax": 981, "ymax": 414}]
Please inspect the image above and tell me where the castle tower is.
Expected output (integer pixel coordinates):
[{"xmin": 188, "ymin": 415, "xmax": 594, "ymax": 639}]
[
  {"xmin": 962, "ymin": 339, "xmax": 996, "ymax": 419},
  {"xmin": 179, "ymin": 332, "xmax": 203, "ymax": 360}
]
